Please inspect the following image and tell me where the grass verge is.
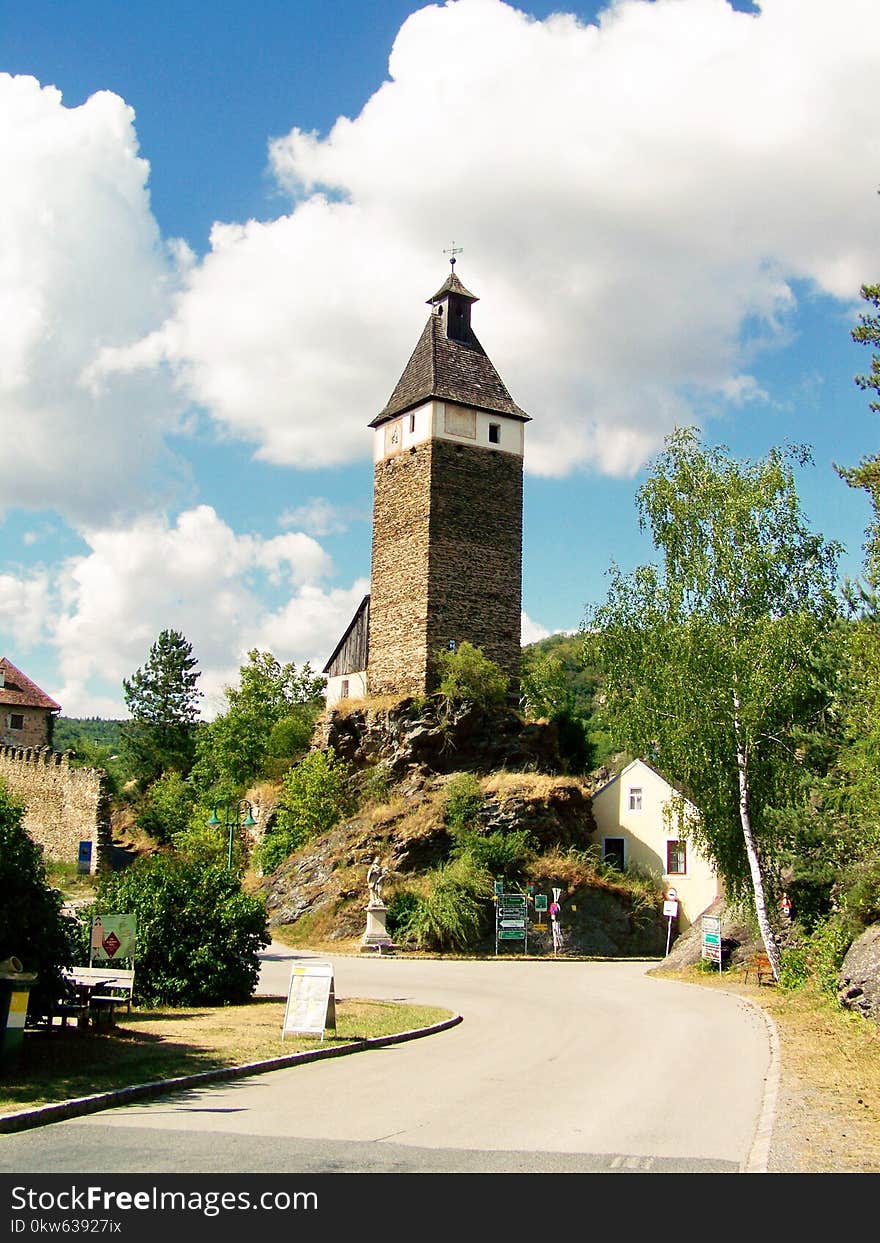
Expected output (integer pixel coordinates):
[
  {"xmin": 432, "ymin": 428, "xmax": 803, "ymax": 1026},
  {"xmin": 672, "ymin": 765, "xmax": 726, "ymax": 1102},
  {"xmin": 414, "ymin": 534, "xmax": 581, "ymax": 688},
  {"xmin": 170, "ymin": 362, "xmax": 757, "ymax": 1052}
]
[{"xmin": 2, "ymin": 996, "xmax": 452, "ymax": 1116}]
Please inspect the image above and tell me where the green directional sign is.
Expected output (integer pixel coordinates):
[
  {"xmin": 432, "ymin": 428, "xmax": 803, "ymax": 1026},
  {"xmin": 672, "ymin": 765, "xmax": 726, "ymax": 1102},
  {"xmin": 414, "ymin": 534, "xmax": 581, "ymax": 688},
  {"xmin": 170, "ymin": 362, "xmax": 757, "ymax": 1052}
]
[{"xmin": 535, "ymin": 894, "xmax": 548, "ymax": 912}]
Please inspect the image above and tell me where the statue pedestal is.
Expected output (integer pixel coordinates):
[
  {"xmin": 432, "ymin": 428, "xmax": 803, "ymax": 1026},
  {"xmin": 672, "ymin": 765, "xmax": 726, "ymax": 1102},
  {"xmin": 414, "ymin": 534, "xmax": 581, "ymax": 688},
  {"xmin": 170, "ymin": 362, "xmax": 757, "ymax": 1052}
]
[{"xmin": 360, "ymin": 903, "xmax": 396, "ymax": 953}]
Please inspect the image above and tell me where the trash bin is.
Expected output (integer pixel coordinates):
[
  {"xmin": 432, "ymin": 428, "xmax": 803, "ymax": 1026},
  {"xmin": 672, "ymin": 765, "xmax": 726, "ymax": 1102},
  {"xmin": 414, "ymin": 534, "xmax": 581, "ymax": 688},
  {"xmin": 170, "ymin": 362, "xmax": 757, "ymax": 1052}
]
[{"xmin": 0, "ymin": 957, "xmax": 38, "ymax": 1074}]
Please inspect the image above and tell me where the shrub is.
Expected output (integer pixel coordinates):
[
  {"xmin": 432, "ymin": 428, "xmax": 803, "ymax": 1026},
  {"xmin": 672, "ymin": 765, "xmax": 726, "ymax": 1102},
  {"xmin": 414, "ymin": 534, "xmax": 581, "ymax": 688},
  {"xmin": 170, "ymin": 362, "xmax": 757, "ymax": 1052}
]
[
  {"xmin": 435, "ymin": 641, "xmax": 509, "ymax": 711},
  {"xmin": 136, "ymin": 770, "xmax": 196, "ymax": 842},
  {"xmin": 90, "ymin": 853, "xmax": 269, "ymax": 1005},
  {"xmin": 391, "ymin": 857, "xmax": 492, "ymax": 951},
  {"xmin": 443, "ymin": 772, "xmax": 484, "ymax": 835},
  {"xmin": 256, "ymin": 747, "xmax": 355, "ymax": 874},
  {"xmin": 779, "ymin": 914, "xmax": 853, "ymax": 997},
  {"xmin": 0, "ymin": 783, "xmax": 76, "ymax": 1018}
]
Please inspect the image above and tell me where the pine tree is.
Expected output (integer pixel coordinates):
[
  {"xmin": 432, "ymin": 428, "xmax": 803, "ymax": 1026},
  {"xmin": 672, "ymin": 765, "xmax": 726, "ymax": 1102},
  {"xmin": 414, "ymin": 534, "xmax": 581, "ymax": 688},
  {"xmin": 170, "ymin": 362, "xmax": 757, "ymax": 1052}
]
[{"xmin": 121, "ymin": 629, "xmax": 202, "ymax": 785}]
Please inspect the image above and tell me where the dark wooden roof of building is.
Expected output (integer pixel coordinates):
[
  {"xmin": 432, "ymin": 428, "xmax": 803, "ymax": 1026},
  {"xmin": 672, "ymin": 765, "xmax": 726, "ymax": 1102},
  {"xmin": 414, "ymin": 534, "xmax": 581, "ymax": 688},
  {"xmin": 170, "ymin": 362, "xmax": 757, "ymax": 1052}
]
[
  {"xmin": 323, "ymin": 595, "xmax": 370, "ymax": 677},
  {"xmin": 370, "ymin": 273, "xmax": 530, "ymax": 429},
  {"xmin": 0, "ymin": 657, "xmax": 61, "ymax": 712}
]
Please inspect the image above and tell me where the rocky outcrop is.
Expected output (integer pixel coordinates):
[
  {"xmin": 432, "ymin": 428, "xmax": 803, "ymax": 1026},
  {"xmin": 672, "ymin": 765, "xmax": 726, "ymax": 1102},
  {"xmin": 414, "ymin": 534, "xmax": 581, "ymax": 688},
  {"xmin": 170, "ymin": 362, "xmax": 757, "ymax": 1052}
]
[
  {"xmin": 838, "ymin": 924, "xmax": 880, "ymax": 1022},
  {"xmin": 259, "ymin": 769, "xmax": 597, "ymax": 935},
  {"xmin": 314, "ymin": 697, "xmax": 562, "ymax": 778}
]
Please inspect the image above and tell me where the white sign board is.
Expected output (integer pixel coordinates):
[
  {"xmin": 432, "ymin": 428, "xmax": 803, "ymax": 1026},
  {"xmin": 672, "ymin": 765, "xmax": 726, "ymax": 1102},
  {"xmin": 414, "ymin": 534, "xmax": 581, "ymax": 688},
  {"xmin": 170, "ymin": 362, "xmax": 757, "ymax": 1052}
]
[
  {"xmin": 701, "ymin": 915, "xmax": 722, "ymax": 964},
  {"xmin": 663, "ymin": 899, "xmax": 679, "ymax": 918},
  {"xmin": 282, "ymin": 961, "xmax": 337, "ymax": 1040}
]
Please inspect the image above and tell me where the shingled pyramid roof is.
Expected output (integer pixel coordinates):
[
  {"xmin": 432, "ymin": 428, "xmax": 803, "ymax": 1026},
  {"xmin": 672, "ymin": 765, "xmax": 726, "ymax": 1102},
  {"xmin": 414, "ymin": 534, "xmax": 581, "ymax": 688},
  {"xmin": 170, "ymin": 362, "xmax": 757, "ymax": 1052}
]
[
  {"xmin": 0, "ymin": 657, "xmax": 61, "ymax": 712},
  {"xmin": 370, "ymin": 272, "xmax": 530, "ymax": 428}
]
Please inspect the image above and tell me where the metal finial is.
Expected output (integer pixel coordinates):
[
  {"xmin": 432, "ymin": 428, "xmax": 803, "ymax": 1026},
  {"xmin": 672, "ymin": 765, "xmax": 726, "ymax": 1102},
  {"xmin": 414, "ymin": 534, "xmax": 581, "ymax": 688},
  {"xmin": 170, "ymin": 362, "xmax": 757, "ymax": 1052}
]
[{"xmin": 442, "ymin": 242, "xmax": 464, "ymax": 270}]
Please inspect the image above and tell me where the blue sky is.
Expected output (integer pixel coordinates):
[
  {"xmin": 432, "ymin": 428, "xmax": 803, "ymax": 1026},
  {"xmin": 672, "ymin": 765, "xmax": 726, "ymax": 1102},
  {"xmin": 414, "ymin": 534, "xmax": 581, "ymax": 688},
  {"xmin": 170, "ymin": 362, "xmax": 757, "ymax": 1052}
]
[{"xmin": 0, "ymin": 0, "xmax": 877, "ymax": 718}]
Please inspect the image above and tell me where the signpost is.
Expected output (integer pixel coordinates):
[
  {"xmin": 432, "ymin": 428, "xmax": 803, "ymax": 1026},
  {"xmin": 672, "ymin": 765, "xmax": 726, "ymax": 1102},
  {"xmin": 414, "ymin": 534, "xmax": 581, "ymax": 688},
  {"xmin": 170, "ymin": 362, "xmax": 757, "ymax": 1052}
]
[
  {"xmin": 282, "ymin": 961, "xmax": 337, "ymax": 1041},
  {"xmin": 701, "ymin": 914, "xmax": 723, "ymax": 975},
  {"xmin": 663, "ymin": 889, "xmax": 679, "ymax": 956},
  {"xmin": 495, "ymin": 893, "xmax": 528, "ymax": 955}
]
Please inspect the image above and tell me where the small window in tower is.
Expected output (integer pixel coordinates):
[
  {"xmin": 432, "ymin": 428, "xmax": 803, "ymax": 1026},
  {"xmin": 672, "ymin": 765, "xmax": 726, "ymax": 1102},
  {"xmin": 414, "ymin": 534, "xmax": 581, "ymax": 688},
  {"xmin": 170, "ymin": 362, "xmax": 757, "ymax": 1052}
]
[
  {"xmin": 341, "ymin": 679, "xmax": 350, "ymax": 699},
  {"xmin": 488, "ymin": 423, "xmax": 501, "ymax": 445},
  {"xmin": 409, "ymin": 413, "xmax": 415, "ymax": 433},
  {"xmin": 9, "ymin": 714, "xmax": 24, "ymax": 731}
]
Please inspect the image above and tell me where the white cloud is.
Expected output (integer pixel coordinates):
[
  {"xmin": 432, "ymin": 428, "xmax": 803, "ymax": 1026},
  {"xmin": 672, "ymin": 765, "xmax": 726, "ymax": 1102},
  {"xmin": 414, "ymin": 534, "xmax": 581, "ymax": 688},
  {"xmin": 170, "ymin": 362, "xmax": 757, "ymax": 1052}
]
[
  {"xmin": 40, "ymin": 506, "xmax": 356, "ymax": 717},
  {"xmin": 0, "ymin": 570, "xmax": 53, "ymax": 648},
  {"xmin": 279, "ymin": 497, "xmax": 353, "ymax": 537},
  {"xmin": 0, "ymin": 74, "xmax": 188, "ymax": 524},
  {"xmin": 92, "ymin": 0, "xmax": 880, "ymax": 481},
  {"xmin": 521, "ymin": 611, "xmax": 552, "ymax": 646}
]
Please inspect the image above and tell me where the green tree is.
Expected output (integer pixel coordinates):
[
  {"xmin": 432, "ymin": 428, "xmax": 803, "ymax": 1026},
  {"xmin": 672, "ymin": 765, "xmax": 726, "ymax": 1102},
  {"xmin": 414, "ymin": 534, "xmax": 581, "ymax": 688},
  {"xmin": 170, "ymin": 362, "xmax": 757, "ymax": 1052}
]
[
  {"xmin": 585, "ymin": 428, "xmax": 841, "ymax": 978},
  {"xmin": 135, "ymin": 770, "xmax": 197, "ymax": 842},
  {"xmin": 90, "ymin": 854, "xmax": 269, "ymax": 1005},
  {"xmin": 434, "ymin": 641, "xmax": 509, "ymax": 711},
  {"xmin": 191, "ymin": 650, "xmax": 324, "ymax": 795},
  {"xmin": 837, "ymin": 283, "xmax": 880, "ymax": 589},
  {"xmin": 0, "ymin": 783, "xmax": 74, "ymax": 1018},
  {"xmin": 257, "ymin": 747, "xmax": 355, "ymax": 873},
  {"xmin": 121, "ymin": 630, "xmax": 201, "ymax": 784}
]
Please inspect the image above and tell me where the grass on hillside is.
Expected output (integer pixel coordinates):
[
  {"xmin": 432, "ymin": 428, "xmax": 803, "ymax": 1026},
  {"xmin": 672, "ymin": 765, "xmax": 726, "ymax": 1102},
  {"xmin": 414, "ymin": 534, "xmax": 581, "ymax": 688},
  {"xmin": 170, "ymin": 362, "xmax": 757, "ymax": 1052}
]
[{"xmin": 1, "ymin": 997, "xmax": 452, "ymax": 1117}]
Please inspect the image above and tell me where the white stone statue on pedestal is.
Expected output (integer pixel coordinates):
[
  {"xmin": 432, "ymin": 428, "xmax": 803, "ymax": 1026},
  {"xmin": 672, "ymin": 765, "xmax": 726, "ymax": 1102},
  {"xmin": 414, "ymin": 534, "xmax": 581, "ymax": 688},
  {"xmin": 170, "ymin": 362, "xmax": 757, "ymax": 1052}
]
[{"xmin": 361, "ymin": 855, "xmax": 395, "ymax": 952}]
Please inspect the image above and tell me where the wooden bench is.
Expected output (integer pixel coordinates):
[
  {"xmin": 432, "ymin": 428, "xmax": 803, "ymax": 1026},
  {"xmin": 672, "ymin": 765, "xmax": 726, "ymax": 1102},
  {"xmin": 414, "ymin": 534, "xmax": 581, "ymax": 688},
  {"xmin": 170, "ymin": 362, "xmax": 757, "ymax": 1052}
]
[
  {"xmin": 743, "ymin": 952, "xmax": 776, "ymax": 986},
  {"xmin": 61, "ymin": 967, "xmax": 135, "ymax": 1025}
]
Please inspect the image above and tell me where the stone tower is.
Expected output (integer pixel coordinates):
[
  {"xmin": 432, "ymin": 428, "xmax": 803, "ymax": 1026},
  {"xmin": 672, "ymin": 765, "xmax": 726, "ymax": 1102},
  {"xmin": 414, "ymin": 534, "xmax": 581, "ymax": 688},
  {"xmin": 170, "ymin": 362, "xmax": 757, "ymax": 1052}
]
[{"xmin": 366, "ymin": 267, "xmax": 530, "ymax": 699}]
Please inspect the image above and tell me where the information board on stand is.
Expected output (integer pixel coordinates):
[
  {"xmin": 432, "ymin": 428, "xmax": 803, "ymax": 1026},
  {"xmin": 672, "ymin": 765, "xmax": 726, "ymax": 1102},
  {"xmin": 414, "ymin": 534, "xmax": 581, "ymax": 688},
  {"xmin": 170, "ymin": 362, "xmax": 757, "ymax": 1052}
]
[
  {"xmin": 701, "ymin": 914, "xmax": 723, "ymax": 975},
  {"xmin": 282, "ymin": 961, "xmax": 337, "ymax": 1040}
]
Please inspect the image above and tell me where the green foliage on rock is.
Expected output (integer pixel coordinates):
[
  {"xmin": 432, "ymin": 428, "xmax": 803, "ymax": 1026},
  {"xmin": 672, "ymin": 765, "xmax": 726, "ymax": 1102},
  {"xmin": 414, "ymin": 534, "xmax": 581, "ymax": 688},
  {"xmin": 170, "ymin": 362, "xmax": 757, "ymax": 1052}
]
[
  {"xmin": 442, "ymin": 773, "xmax": 535, "ymax": 879},
  {"xmin": 434, "ymin": 641, "xmax": 509, "ymax": 710},
  {"xmin": 257, "ymin": 747, "xmax": 355, "ymax": 874},
  {"xmin": 389, "ymin": 857, "xmax": 491, "ymax": 952},
  {"xmin": 121, "ymin": 630, "xmax": 202, "ymax": 786},
  {"xmin": 90, "ymin": 854, "xmax": 269, "ymax": 1006},
  {"xmin": 0, "ymin": 783, "xmax": 74, "ymax": 1017}
]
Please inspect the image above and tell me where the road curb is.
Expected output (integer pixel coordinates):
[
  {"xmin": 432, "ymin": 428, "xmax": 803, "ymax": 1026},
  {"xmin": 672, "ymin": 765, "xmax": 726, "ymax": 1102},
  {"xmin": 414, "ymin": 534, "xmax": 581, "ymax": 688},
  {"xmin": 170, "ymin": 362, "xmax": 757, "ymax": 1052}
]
[{"xmin": 0, "ymin": 1014, "xmax": 462, "ymax": 1135}]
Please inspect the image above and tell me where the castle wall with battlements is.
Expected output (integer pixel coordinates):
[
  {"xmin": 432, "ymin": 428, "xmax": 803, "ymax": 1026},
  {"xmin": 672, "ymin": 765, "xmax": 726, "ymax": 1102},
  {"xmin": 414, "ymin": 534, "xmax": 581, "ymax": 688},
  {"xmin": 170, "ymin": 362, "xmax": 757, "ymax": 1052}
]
[{"xmin": 0, "ymin": 744, "xmax": 112, "ymax": 872}]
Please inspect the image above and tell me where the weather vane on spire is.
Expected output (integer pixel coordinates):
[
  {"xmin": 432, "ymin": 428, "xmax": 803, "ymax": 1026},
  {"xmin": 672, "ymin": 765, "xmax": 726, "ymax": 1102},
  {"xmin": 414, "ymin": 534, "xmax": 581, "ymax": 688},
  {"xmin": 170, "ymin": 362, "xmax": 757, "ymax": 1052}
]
[{"xmin": 442, "ymin": 241, "xmax": 464, "ymax": 270}]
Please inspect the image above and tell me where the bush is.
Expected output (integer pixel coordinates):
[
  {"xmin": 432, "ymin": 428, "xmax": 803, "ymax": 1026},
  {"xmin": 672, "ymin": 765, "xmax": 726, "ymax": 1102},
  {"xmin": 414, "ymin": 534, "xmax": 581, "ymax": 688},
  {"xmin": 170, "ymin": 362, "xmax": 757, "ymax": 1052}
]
[
  {"xmin": 778, "ymin": 914, "xmax": 854, "ymax": 996},
  {"xmin": 90, "ymin": 853, "xmax": 269, "ymax": 1005},
  {"xmin": 256, "ymin": 747, "xmax": 355, "ymax": 874},
  {"xmin": 0, "ymin": 783, "xmax": 76, "ymax": 1018},
  {"xmin": 435, "ymin": 642, "xmax": 509, "ymax": 711},
  {"xmin": 136, "ymin": 771, "xmax": 197, "ymax": 842},
  {"xmin": 390, "ymin": 857, "xmax": 492, "ymax": 951},
  {"xmin": 443, "ymin": 773, "xmax": 484, "ymax": 835}
]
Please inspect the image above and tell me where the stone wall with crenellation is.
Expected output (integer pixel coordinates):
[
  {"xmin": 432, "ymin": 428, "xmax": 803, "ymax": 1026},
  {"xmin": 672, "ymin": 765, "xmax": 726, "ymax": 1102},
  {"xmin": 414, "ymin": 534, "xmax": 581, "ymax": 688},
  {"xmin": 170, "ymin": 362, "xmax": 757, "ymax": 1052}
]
[{"xmin": 0, "ymin": 744, "xmax": 112, "ymax": 872}]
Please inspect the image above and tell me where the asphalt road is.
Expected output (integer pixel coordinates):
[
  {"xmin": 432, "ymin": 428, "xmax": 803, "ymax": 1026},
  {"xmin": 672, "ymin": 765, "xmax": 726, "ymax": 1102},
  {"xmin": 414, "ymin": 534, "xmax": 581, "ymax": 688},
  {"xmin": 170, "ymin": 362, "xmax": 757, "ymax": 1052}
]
[{"xmin": 0, "ymin": 944, "xmax": 774, "ymax": 1175}]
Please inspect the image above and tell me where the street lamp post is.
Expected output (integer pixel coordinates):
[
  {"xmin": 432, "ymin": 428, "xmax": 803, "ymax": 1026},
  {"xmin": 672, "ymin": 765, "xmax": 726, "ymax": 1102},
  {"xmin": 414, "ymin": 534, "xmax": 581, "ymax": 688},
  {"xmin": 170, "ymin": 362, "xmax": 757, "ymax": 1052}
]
[{"xmin": 207, "ymin": 800, "xmax": 257, "ymax": 869}]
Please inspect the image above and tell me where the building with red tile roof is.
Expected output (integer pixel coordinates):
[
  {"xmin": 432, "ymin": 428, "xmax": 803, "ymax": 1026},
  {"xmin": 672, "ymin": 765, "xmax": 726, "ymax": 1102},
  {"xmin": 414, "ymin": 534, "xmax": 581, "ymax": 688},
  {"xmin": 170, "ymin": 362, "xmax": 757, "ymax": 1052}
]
[{"xmin": 0, "ymin": 657, "xmax": 61, "ymax": 748}]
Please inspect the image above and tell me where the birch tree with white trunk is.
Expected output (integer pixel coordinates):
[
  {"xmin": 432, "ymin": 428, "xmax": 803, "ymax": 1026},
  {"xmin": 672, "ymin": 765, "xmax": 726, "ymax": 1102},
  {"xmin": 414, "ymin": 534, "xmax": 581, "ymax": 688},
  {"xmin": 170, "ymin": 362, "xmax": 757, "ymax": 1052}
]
[{"xmin": 585, "ymin": 428, "xmax": 841, "ymax": 978}]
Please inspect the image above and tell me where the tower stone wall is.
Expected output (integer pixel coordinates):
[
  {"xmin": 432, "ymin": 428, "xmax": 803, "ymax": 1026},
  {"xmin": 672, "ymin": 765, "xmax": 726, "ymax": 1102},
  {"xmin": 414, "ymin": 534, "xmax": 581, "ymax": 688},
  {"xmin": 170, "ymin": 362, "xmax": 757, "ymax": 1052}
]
[
  {"xmin": 368, "ymin": 438, "xmax": 523, "ymax": 697},
  {"xmin": 426, "ymin": 439, "xmax": 522, "ymax": 692},
  {"xmin": 368, "ymin": 442, "xmax": 433, "ymax": 696}
]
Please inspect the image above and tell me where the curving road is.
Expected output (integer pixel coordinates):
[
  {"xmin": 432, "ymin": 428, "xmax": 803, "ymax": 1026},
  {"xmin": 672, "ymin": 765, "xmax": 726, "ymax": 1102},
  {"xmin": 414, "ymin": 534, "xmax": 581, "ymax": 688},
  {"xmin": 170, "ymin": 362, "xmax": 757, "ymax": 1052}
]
[{"xmin": 0, "ymin": 944, "xmax": 774, "ymax": 1174}]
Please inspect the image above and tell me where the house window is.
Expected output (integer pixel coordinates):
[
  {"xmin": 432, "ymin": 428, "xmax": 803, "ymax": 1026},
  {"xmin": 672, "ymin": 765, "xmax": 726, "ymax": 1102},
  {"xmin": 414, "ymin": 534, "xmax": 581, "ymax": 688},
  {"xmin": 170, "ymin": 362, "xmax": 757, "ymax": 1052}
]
[
  {"xmin": 8, "ymin": 714, "xmax": 24, "ymax": 731},
  {"xmin": 341, "ymin": 679, "xmax": 350, "ymax": 699},
  {"xmin": 628, "ymin": 787, "xmax": 643, "ymax": 811},
  {"xmin": 666, "ymin": 840, "xmax": 687, "ymax": 875},
  {"xmin": 488, "ymin": 423, "xmax": 501, "ymax": 444},
  {"xmin": 408, "ymin": 413, "xmax": 416, "ymax": 433},
  {"xmin": 603, "ymin": 838, "xmax": 626, "ymax": 870}
]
